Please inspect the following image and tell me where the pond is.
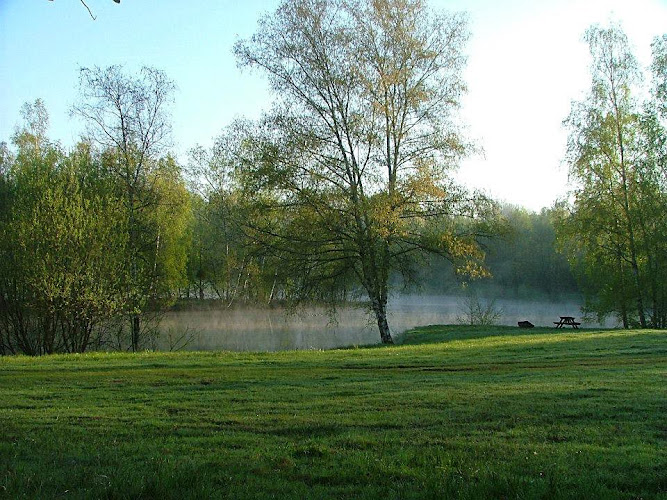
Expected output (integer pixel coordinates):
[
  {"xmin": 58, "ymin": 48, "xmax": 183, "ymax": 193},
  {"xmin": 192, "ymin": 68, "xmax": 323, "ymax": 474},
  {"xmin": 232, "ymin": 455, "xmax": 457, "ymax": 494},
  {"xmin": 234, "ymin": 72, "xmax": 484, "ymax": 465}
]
[{"xmin": 157, "ymin": 294, "xmax": 612, "ymax": 352}]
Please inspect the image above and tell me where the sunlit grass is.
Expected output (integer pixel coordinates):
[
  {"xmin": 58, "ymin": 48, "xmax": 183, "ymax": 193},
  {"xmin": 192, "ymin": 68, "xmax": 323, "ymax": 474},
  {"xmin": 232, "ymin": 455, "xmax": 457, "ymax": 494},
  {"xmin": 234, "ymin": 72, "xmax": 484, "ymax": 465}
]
[{"xmin": 1, "ymin": 326, "xmax": 665, "ymax": 499}]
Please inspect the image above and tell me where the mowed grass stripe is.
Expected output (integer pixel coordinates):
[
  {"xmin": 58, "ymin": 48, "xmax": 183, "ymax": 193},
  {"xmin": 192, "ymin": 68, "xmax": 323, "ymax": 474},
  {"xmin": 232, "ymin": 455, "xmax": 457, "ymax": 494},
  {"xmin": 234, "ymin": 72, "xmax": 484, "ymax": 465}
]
[{"xmin": 0, "ymin": 326, "xmax": 665, "ymax": 499}]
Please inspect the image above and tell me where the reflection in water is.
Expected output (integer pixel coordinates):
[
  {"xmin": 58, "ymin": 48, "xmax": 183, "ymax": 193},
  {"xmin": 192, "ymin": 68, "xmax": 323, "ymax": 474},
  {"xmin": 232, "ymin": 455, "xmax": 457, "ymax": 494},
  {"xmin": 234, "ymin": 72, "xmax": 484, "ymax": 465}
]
[{"xmin": 158, "ymin": 294, "xmax": 611, "ymax": 352}]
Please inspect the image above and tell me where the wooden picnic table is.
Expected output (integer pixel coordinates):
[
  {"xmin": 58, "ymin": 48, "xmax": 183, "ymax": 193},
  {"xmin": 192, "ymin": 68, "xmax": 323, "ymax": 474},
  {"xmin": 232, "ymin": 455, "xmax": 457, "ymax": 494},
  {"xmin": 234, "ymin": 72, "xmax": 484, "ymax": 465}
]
[{"xmin": 554, "ymin": 316, "xmax": 581, "ymax": 329}]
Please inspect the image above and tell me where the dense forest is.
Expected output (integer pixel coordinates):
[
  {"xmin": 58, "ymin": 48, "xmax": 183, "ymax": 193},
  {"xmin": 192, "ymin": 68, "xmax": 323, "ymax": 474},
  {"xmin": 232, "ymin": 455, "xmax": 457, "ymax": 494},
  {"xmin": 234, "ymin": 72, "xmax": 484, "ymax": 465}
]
[{"xmin": 1, "ymin": 2, "xmax": 666, "ymax": 356}]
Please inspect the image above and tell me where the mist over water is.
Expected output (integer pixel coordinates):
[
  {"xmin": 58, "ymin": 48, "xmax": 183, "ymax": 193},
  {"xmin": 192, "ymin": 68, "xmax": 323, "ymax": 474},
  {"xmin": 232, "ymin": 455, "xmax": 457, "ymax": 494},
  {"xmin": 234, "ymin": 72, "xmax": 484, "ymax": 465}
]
[
  {"xmin": 159, "ymin": 305, "xmax": 379, "ymax": 352},
  {"xmin": 158, "ymin": 294, "xmax": 614, "ymax": 352}
]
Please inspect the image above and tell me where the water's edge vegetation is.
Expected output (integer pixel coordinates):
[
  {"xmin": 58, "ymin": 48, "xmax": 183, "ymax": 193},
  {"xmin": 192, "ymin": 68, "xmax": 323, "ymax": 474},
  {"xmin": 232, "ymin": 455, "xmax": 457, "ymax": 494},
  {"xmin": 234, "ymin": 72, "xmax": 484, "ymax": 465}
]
[{"xmin": 1, "ymin": 325, "xmax": 665, "ymax": 498}]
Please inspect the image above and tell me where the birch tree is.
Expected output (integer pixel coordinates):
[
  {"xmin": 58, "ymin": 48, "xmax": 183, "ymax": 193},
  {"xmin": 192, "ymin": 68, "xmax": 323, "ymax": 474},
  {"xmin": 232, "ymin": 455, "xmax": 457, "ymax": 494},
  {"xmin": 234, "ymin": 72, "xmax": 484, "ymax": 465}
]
[
  {"xmin": 73, "ymin": 65, "xmax": 189, "ymax": 350},
  {"xmin": 234, "ymin": 0, "xmax": 495, "ymax": 343},
  {"xmin": 559, "ymin": 24, "xmax": 667, "ymax": 328}
]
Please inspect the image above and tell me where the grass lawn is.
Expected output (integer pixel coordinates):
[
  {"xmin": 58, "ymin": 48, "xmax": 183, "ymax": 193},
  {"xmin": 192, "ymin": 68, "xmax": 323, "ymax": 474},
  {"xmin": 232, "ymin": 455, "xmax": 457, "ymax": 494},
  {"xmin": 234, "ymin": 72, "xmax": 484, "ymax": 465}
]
[{"xmin": 1, "ymin": 325, "xmax": 666, "ymax": 499}]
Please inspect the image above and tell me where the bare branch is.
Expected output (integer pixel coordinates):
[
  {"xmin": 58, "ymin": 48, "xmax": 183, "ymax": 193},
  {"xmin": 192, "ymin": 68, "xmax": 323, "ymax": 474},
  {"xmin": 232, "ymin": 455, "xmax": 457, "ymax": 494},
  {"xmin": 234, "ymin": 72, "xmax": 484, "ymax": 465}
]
[{"xmin": 80, "ymin": 0, "xmax": 96, "ymax": 20}]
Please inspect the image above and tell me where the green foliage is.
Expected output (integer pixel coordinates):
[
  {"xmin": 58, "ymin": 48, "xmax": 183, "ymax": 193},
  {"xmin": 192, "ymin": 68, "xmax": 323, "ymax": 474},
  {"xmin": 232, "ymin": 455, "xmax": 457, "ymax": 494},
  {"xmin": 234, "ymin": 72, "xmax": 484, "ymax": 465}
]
[
  {"xmin": 185, "ymin": 139, "xmax": 279, "ymax": 305},
  {"xmin": 558, "ymin": 24, "xmax": 667, "ymax": 328},
  {"xmin": 0, "ymin": 97, "xmax": 192, "ymax": 355},
  {"xmin": 0, "ymin": 105, "xmax": 128, "ymax": 354},
  {"xmin": 232, "ymin": 0, "xmax": 499, "ymax": 343},
  {"xmin": 148, "ymin": 155, "xmax": 192, "ymax": 303},
  {"xmin": 0, "ymin": 326, "xmax": 664, "ymax": 498},
  {"xmin": 484, "ymin": 206, "xmax": 578, "ymax": 298},
  {"xmin": 409, "ymin": 205, "xmax": 578, "ymax": 300}
]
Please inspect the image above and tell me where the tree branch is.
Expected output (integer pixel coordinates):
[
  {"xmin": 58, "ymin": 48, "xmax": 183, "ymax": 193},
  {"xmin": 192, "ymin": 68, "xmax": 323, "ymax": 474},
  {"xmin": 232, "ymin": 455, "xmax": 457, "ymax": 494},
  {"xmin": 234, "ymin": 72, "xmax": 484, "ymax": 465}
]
[{"xmin": 48, "ymin": 0, "xmax": 120, "ymax": 20}]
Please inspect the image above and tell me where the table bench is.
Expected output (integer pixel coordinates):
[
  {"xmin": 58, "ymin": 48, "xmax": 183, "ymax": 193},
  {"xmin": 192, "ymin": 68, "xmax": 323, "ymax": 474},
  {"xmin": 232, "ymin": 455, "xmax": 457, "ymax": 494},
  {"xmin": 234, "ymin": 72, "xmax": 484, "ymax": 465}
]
[{"xmin": 554, "ymin": 316, "xmax": 581, "ymax": 329}]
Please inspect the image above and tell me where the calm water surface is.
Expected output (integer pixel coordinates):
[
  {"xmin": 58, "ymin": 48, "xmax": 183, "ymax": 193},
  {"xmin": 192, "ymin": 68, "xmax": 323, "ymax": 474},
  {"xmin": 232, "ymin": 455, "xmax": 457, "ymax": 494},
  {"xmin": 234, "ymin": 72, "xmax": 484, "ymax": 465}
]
[{"xmin": 158, "ymin": 294, "xmax": 611, "ymax": 352}]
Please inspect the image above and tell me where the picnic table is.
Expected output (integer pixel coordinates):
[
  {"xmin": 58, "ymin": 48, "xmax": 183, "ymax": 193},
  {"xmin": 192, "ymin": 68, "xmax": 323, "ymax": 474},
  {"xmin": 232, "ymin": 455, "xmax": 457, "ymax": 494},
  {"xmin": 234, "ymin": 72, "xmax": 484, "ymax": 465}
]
[{"xmin": 554, "ymin": 316, "xmax": 581, "ymax": 329}]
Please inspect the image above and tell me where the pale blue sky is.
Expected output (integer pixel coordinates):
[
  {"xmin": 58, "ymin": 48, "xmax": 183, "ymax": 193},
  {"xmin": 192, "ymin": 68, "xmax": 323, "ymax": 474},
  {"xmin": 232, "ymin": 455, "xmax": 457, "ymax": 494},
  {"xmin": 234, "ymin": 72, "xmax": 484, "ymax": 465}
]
[{"xmin": 2, "ymin": 0, "xmax": 666, "ymax": 210}]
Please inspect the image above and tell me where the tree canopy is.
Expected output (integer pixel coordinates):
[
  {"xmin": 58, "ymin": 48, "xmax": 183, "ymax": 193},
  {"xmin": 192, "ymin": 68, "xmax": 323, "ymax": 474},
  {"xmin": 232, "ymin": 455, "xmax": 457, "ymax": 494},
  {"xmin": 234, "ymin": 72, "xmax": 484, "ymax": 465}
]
[
  {"xmin": 557, "ymin": 23, "xmax": 667, "ymax": 328},
  {"xmin": 73, "ymin": 65, "xmax": 190, "ymax": 351},
  {"xmin": 231, "ymin": 0, "xmax": 497, "ymax": 343}
]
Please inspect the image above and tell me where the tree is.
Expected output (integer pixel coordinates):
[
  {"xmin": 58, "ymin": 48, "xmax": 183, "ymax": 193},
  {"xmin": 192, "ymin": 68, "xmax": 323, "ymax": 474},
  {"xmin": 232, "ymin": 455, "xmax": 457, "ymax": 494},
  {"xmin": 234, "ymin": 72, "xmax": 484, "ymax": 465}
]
[
  {"xmin": 146, "ymin": 155, "xmax": 192, "ymax": 304},
  {"xmin": 558, "ymin": 24, "xmax": 667, "ymax": 328},
  {"xmin": 639, "ymin": 34, "xmax": 667, "ymax": 327},
  {"xmin": 185, "ymin": 138, "xmax": 277, "ymax": 304},
  {"xmin": 0, "ymin": 101, "xmax": 128, "ymax": 354},
  {"xmin": 234, "ymin": 0, "xmax": 495, "ymax": 343},
  {"xmin": 73, "ymin": 65, "xmax": 189, "ymax": 351}
]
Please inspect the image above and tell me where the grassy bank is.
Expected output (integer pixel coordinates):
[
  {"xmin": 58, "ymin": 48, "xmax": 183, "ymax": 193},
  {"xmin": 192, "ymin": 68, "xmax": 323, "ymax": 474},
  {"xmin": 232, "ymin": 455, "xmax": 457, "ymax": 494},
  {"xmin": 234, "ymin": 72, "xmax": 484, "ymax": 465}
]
[{"xmin": 1, "ymin": 326, "xmax": 665, "ymax": 499}]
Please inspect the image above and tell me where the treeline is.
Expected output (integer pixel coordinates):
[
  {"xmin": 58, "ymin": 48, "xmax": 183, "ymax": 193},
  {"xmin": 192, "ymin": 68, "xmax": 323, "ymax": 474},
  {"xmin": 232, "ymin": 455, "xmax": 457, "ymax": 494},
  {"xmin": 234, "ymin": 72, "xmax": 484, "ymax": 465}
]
[
  {"xmin": 0, "ymin": 98, "xmax": 190, "ymax": 355},
  {"xmin": 412, "ymin": 205, "xmax": 579, "ymax": 300},
  {"xmin": 485, "ymin": 206, "xmax": 579, "ymax": 298},
  {"xmin": 0, "ymin": 96, "xmax": 482, "ymax": 355},
  {"xmin": 0, "ymin": 98, "xmax": 296, "ymax": 355},
  {"xmin": 184, "ymin": 139, "xmax": 279, "ymax": 306}
]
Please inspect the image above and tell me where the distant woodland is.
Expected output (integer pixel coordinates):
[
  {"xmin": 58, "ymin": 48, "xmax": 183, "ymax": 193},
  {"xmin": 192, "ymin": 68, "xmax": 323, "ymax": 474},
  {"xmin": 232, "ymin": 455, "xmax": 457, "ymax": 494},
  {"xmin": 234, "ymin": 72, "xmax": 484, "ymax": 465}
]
[
  {"xmin": 1, "ymin": 1, "xmax": 666, "ymax": 355},
  {"xmin": 412, "ymin": 205, "xmax": 579, "ymax": 300}
]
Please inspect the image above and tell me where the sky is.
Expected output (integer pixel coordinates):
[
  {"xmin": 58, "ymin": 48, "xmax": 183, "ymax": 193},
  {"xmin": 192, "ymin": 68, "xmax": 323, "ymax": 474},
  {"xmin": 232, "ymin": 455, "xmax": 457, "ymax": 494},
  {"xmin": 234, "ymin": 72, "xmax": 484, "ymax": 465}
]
[{"xmin": 1, "ymin": 0, "xmax": 666, "ymax": 211}]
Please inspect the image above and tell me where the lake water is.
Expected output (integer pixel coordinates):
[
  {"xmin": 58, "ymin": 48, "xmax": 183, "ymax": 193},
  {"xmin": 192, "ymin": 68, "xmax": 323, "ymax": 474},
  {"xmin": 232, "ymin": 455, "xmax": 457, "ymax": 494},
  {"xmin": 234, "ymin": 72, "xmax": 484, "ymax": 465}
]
[{"xmin": 157, "ymin": 294, "xmax": 613, "ymax": 352}]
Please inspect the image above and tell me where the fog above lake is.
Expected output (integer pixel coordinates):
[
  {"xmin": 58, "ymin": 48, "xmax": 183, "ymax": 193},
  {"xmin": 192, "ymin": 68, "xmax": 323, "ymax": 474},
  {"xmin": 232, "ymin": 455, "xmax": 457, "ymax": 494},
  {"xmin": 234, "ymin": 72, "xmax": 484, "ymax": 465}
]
[{"xmin": 157, "ymin": 294, "xmax": 614, "ymax": 352}]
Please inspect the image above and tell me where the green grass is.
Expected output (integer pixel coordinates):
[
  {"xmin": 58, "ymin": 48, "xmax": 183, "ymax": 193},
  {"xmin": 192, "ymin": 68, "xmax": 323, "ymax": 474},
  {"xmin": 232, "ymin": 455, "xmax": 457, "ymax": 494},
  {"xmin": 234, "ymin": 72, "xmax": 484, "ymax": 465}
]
[{"xmin": 1, "ymin": 325, "xmax": 665, "ymax": 499}]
